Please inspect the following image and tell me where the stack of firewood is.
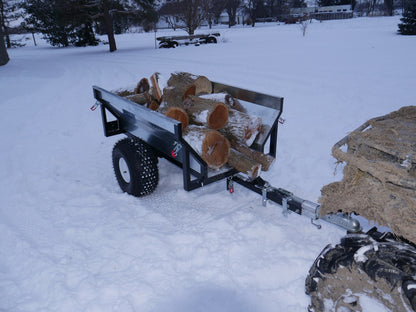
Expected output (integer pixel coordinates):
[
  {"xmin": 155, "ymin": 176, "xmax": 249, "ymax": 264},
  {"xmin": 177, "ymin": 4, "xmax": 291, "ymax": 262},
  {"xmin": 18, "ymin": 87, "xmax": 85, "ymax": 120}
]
[{"xmin": 117, "ymin": 72, "xmax": 275, "ymax": 178}]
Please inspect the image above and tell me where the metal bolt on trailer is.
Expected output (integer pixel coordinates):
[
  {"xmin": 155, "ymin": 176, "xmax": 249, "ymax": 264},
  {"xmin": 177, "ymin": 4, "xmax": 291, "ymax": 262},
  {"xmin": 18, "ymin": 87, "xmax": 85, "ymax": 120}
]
[{"xmin": 92, "ymin": 82, "xmax": 361, "ymax": 233}]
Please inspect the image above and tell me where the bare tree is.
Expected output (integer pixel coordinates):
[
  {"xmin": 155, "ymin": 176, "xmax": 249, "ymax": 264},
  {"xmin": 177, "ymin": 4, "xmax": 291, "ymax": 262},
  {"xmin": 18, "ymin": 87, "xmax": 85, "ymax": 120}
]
[
  {"xmin": 226, "ymin": 0, "xmax": 241, "ymax": 27},
  {"xmin": 164, "ymin": 0, "xmax": 207, "ymax": 35}
]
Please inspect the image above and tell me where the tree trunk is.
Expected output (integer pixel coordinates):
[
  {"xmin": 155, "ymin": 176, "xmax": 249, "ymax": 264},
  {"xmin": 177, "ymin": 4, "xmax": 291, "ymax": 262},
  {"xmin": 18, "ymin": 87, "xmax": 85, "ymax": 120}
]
[
  {"xmin": 103, "ymin": 1, "xmax": 117, "ymax": 52},
  {"xmin": 183, "ymin": 125, "xmax": 230, "ymax": 169},
  {"xmin": 183, "ymin": 95, "xmax": 229, "ymax": 130},
  {"xmin": 4, "ymin": 25, "xmax": 10, "ymax": 48},
  {"xmin": 0, "ymin": 21, "xmax": 9, "ymax": 66}
]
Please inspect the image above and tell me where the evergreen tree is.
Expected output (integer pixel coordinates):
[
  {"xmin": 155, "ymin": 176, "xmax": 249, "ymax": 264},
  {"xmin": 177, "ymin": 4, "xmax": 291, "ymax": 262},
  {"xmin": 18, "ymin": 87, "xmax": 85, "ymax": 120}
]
[
  {"xmin": 1, "ymin": 0, "xmax": 23, "ymax": 48},
  {"xmin": 22, "ymin": 0, "xmax": 98, "ymax": 47},
  {"xmin": 22, "ymin": 0, "xmax": 158, "ymax": 51},
  {"xmin": 0, "ymin": 10, "xmax": 9, "ymax": 65},
  {"xmin": 398, "ymin": 0, "xmax": 416, "ymax": 35}
]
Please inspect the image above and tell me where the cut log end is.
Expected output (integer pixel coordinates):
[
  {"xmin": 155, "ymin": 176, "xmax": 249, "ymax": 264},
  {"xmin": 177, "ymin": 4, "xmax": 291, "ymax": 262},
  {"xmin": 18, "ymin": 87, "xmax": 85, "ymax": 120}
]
[
  {"xmin": 202, "ymin": 130, "xmax": 230, "ymax": 169},
  {"xmin": 193, "ymin": 76, "xmax": 212, "ymax": 95},
  {"xmin": 184, "ymin": 84, "xmax": 196, "ymax": 100},
  {"xmin": 165, "ymin": 107, "xmax": 189, "ymax": 131},
  {"xmin": 208, "ymin": 103, "xmax": 229, "ymax": 130}
]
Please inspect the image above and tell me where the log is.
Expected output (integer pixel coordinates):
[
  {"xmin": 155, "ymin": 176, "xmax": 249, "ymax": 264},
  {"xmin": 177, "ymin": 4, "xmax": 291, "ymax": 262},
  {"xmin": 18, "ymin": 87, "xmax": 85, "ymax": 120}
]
[
  {"xmin": 220, "ymin": 109, "xmax": 262, "ymax": 146},
  {"xmin": 230, "ymin": 140, "xmax": 275, "ymax": 171},
  {"xmin": 228, "ymin": 148, "xmax": 261, "ymax": 179},
  {"xmin": 167, "ymin": 72, "xmax": 212, "ymax": 95},
  {"xmin": 125, "ymin": 93, "xmax": 150, "ymax": 105},
  {"xmin": 183, "ymin": 125, "xmax": 230, "ymax": 169},
  {"xmin": 165, "ymin": 107, "xmax": 189, "ymax": 131},
  {"xmin": 116, "ymin": 89, "xmax": 135, "ymax": 97},
  {"xmin": 183, "ymin": 95, "xmax": 229, "ymax": 130},
  {"xmin": 201, "ymin": 92, "xmax": 247, "ymax": 113},
  {"xmin": 161, "ymin": 84, "xmax": 196, "ymax": 110},
  {"xmin": 148, "ymin": 100, "xmax": 160, "ymax": 111},
  {"xmin": 134, "ymin": 78, "xmax": 150, "ymax": 94},
  {"xmin": 150, "ymin": 73, "xmax": 163, "ymax": 102}
]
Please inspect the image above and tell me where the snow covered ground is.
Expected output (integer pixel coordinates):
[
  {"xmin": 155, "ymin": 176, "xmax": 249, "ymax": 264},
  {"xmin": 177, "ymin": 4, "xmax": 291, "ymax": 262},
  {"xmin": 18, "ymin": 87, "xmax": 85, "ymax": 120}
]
[{"xmin": 1, "ymin": 16, "xmax": 415, "ymax": 311}]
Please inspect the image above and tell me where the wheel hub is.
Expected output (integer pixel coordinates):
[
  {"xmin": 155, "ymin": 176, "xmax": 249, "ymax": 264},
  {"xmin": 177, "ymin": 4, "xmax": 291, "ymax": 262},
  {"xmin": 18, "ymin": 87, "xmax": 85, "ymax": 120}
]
[{"xmin": 118, "ymin": 157, "xmax": 131, "ymax": 183}]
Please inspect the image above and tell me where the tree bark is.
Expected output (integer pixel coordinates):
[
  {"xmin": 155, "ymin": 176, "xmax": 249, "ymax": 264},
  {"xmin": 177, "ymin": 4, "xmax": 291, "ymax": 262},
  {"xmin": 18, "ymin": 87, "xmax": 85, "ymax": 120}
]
[
  {"xmin": 125, "ymin": 93, "xmax": 151, "ymax": 105},
  {"xmin": 159, "ymin": 72, "xmax": 212, "ymax": 110},
  {"xmin": 220, "ymin": 109, "xmax": 262, "ymax": 146},
  {"xmin": 229, "ymin": 140, "xmax": 275, "ymax": 171},
  {"xmin": 228, "ymin": 148, "xmax": 261, "ymax": 179},
  {"xmin": 183, "ymin": 125, "xmax": 230, "ymax": 169},
  {"xmin": 0, "ymin": 20, "xmax": 9, "ymax": 66},
  {"xmin": 183, "ymin": 95, "xmax": 229, "ymax": 130},
  {"xmin": 102, "ymin": 0, "xmax": 117, "ymax": 52},
  {"xmin": 167, "ymin": 72, "xmax": 212, "ymax": 95},
  {"xmin": 134, "ymin": 78, "xmax": 150, "ymax": 94},
  {"xmin": 200, "ymin": 93, "xmax": 247, "ymax": 113}
]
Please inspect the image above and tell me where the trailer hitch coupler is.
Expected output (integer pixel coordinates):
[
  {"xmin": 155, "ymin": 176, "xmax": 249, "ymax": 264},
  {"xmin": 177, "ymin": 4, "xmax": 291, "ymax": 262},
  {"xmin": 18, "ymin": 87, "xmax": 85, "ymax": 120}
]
[{"xmin": 301, "ymin": 200, "xmax": 320, "ymax": 220}]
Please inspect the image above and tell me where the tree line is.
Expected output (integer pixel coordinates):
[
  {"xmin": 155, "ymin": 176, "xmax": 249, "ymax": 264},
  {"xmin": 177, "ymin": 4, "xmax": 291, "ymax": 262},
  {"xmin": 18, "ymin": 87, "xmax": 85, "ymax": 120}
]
[{"xmin": 1, "ymin": 0, "xmax": 416, "ymax": 66}]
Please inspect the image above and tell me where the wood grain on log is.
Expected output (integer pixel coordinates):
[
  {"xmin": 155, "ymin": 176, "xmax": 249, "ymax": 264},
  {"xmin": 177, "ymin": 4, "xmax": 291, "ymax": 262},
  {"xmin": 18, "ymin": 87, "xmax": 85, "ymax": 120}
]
[
  {"xmin": 165, "ymin": 107, "xmax": 189, "ymax": 131},
  {"xmin": 183, "ymin": 125, "xmax": 230, "ymax": 169}
]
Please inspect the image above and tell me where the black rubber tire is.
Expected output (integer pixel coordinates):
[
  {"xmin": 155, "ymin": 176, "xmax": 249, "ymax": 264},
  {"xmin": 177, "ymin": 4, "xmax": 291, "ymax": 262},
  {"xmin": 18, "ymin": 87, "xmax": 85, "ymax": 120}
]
[
  {"xmin": 159, "ymin": 42, "xmax": 170, "ymax": 49},
  {"xmin": 206, "ymin": 37, "xmax": 217, "ymax": 44},
  {"xmin": 112, "ymin": 138, "xmax": 158, "ymax": 197},
  {"xmin": 306, "ymin": 233, "xmax": 416, "ymax": 312}
]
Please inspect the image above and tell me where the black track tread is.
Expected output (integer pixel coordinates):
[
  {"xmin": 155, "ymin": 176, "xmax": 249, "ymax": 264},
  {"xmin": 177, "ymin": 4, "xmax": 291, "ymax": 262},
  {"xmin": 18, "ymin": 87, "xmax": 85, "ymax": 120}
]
[{"xmin": 306, "ymin": 233, "xmax": 416, "ymax": 311}]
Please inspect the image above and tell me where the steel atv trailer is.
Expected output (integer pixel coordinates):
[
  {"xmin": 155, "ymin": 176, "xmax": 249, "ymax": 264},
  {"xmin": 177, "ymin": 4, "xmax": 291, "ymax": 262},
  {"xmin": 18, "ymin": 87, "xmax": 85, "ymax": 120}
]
[
  {"xmin": 157, "ymin": 33, "xmax": 220, "ymax": 48},
  {"xmin": 92, "ymin": 82, "xmax": 360, "ymax": 233}
]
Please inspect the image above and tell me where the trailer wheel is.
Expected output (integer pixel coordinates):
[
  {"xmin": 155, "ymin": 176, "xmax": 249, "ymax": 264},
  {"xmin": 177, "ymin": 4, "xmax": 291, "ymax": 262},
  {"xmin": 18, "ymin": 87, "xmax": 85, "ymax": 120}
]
[
  {"xmin": 305, "ymin": 233, "xmax": 416, "ymax": 312},
  {"xmin": 206, "ymin": 36, "xmax": 217, "ymax": 44},
  {"xmin": 112, "ymin": 138, "xmax": 158, "ymax": 197}
]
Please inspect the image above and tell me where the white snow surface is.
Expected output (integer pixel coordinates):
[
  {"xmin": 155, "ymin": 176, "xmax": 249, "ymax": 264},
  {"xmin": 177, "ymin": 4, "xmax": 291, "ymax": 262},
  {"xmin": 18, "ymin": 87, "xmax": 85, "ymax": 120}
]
[{"xmin": 1, "ymin": 17, "xmax": 414, "ymax": 312}]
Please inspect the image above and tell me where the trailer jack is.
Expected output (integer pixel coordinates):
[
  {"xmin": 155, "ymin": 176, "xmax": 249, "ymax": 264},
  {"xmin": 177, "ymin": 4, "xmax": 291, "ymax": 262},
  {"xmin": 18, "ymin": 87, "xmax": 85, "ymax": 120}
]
[{"xmin": 227, "ymin": 174, "xmax": 362, "ymax": 233}]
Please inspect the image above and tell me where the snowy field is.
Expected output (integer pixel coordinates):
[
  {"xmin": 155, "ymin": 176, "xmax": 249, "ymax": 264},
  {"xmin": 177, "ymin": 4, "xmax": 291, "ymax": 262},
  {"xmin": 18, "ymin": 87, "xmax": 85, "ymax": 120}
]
[{"xmin": 1, "ymin": 16, "xmax": 415, "ymax": 311}]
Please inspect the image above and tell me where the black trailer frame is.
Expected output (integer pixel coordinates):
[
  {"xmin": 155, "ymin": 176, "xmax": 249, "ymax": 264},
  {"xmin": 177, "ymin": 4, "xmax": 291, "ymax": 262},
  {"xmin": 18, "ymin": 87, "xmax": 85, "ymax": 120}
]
[
  {"xmin": 93, "ymin": 82, "xmax": 283, "ymax": 192},
  {"xmin": 93, "ymin": 82, "xmax": 361, "ymax": 233}
]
